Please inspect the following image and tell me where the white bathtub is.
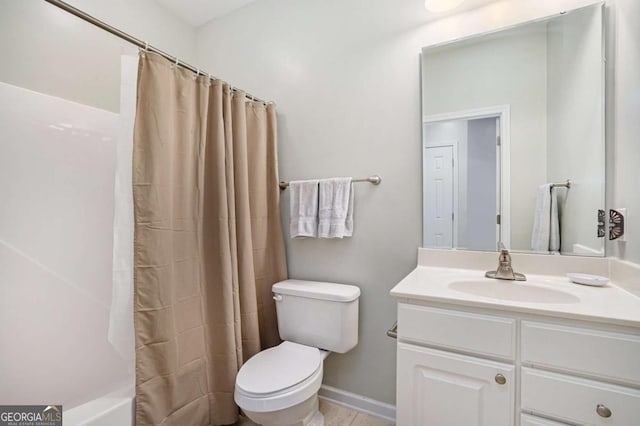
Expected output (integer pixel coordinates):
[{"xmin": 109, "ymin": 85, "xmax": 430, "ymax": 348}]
[{"xmin": 64, "ymin": 384, "xmax": 134, "ymax": 426}]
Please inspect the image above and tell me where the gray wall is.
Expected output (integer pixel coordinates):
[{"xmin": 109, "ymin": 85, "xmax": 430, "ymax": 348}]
[
  {"xmin": 0, "ymin": 0, "xmax": 196, "ymax": 112},
  {"xmin": 195, "ymin": 0, "xmax": 625, "ymax": 404}
]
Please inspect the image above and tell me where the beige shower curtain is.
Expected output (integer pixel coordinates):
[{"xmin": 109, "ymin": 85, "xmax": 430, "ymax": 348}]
[{"xmin": 132, "ymin": 52, "xmax": 287, "ymax": 426}]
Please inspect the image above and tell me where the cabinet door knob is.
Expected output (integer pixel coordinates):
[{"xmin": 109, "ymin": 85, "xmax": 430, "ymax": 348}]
[
  {"xmin": 494, "ymin": 374, "xmax": 506, "ymax": 385},
  {"xmin": 596, "ymin": 404, "xmax": 612, "ymax": 418}
]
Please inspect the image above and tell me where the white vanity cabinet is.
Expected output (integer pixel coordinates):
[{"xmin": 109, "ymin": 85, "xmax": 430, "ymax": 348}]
[
  {"xmin": 396, "ymin": 303, "xmax": 516, "ymax": 425},
  {"xmin": 394, "ymin": 302, "xmax": 640, "ymax": 426},
  {"xmin": 397, "ymin": 342, "xmax": 515, "ymax": 425}
]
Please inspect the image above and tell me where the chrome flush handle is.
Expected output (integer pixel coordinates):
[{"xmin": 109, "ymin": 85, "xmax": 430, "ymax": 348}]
[
  {"xmin": 386, "ymin": 322, "xmax": 398, "ymax": 339},
  {"xmin": 596, "ymin": 404, "xmax": 612, "ymax": 418}
]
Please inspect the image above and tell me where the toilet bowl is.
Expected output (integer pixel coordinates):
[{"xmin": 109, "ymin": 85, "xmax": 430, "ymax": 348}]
[
  {"xmin": 235, "ymin": 341, "xmax": 329, "ymax": 426},
  {"xmin": 234, "ymin": 279, "xmax": 360, "ymax": 426}
]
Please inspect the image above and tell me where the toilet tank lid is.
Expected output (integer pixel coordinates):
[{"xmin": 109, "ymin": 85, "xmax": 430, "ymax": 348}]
[{"xmin": 273, "ymin": 279, "xmax": 360, "ymax": 302}]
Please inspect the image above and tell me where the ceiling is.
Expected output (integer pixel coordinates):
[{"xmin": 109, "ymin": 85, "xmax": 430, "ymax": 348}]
[
  {"xmin": 154, "ymin": 0, "xmax": 260, "ymax": 26},
  {"xmin": 155, "ymin": 0, "xmax": 500, "ymax": 28}
]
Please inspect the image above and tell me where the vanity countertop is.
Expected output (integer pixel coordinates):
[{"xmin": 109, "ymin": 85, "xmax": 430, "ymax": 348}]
[{"xmin": 390, "ymin": 266, "xmax": 640, "ymax": 328}]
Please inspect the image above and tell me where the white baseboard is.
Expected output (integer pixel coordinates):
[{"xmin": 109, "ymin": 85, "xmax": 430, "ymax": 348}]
[{"xmin": 318, "ymin": 385, "xmax": 396, "ymax": 423}]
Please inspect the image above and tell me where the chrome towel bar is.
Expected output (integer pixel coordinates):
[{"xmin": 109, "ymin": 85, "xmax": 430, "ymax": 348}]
[
  {"xmin": 279, "ymin": 175, "xmax": 382, "ymax": 190},
  {"xmin": 551, "ymin": 179, "xmax": 572, "ymax": 188}
]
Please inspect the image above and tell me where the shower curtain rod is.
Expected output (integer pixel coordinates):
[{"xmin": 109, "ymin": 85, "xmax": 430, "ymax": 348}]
[{"xmin": 43, "ymin": 0, "xmax": 270, "ymax": 104}]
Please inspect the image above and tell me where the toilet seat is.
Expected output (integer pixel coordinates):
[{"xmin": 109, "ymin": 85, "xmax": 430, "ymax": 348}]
[{"xmin": 235, "ymin": 341, "xmax": 323, "ymax": 413}]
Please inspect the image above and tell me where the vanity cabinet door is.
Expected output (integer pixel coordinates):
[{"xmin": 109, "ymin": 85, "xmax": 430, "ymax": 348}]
[{"xmin": 397, "ymin": 342, "xmax": 515, "ymax": 426}]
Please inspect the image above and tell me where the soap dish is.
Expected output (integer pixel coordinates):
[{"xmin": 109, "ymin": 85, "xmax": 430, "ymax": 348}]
[{"xmin": 566, "ymin": 273, "xmax": 609, "ymax": 287}]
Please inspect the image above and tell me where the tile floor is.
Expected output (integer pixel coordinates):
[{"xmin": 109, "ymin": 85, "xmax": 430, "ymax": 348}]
[{"xmin": 235, "ymin": 399, "xmax": 394, "ymax": 426}]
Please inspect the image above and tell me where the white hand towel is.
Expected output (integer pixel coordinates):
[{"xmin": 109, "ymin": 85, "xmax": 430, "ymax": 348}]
[
  {"xmin": 344, "ymin": 184, "xmax": 354, "ymax": 237},
  {"xmin": 531, "ymin": 184, "xmax": 560, "ymax": 252},
  {"xmin": 289, "ymin": 180, "xmax": 319, "ymax": 238},
  {"xmin": 549, "ymin": 187, "xmax": 560, "ymax": 252},
  {"xmin": 318, "ymin": 177, "xmax": 353, "ymax": 238}
]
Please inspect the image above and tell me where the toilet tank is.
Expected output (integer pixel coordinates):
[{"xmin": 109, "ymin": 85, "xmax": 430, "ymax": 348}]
[{"xmin": 272, "ymin": 279, "xmax": 360, "ymax": 353}]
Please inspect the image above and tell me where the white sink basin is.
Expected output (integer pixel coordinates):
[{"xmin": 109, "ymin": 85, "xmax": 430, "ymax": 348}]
[{"xmin": 448, "ymin": 279, "xmax": 580, "ymax": 304}]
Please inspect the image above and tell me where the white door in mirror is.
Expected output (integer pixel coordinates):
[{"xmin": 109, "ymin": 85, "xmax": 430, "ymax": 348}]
[
  {"xmin": 566, "ymin": 273, "xmax": 609, "ymax": 287},
  {"xmin": 423, "ymin": 145, "xmax": 454, "ymax": 248}
]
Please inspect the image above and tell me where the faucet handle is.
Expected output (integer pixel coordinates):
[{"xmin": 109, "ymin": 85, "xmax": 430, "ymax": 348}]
[{"xmin": 498, "ymin": 241, "xmax": 507, "ymax": 252}]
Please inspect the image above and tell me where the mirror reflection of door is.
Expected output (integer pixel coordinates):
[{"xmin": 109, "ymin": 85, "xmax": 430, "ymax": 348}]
[
  {"xmin": 420, "ymin": 4, "xmax": 605, "ymax": 256},
  {"xmin": 423, "ymin": 116, "xmax": 499, "ymax": 251},
  {"xmin": 423, "ymin": 144, "xmax": 454, "ymax": 248}
]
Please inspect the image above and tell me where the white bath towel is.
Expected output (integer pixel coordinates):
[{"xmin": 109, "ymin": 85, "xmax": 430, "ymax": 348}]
[
  {"xmin": 531, "ymin": 184, "xmax": 560, "ymax": 252},
  {"xmin": 289, "ymin": 180, "xmax": 319, "ymax": 238},
  {"xmin": 318, "ymin": 177, "xmax": 353, "ymax": 238}
]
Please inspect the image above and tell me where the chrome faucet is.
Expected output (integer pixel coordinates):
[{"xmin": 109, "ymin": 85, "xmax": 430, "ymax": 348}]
[{"xmin": 485, "ymin": 243, "xmax": 526, "ymax": 281}]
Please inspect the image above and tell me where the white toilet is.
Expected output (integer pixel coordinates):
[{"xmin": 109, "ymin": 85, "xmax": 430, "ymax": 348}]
[{"xmin": 234, "ymin": 279, "xmax": 360, "ymax": 426}]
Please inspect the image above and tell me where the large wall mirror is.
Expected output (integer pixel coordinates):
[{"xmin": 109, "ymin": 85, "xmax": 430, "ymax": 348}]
[{"xmin": 421, "ymin": 3, "xmax": 605, "ymax": 257}]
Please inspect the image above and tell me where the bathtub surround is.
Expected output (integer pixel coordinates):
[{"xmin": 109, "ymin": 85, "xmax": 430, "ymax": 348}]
[
  {"xmin": 108, "ymin": 54, "xmax": 138, "ymax": 367},
  {"xmin": 0, "ymin": 81, "xmax": 122, "ymax": 408},
  {"xmin": 132, "ymin": 53, "xmax": 287, "ymax": 425}
]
